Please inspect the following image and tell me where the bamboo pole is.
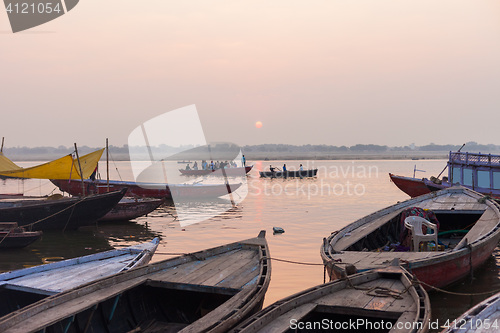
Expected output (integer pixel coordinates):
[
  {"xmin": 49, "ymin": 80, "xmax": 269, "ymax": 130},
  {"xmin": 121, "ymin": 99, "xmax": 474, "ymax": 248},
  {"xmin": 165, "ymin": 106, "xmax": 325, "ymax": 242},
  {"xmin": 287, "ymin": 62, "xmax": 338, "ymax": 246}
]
[
  {"xmin": 74, "ymin": 143, "xmax": 86, "ymax": 196},
  {"xmin": 1, "ymin": 137, "xmax": 4, "ymax": 153},
  {"xmin": 106, "ymin": 138, "xmax": 110, "ymax": 192}
]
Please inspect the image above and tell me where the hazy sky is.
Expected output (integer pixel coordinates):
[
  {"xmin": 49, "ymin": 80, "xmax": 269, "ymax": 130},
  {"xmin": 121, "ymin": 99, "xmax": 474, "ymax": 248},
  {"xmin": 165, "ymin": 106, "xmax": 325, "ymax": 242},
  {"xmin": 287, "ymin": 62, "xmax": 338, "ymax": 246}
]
[{"xmin": 1, "ymin": 1, "xmax": 500, "ymax": 148}]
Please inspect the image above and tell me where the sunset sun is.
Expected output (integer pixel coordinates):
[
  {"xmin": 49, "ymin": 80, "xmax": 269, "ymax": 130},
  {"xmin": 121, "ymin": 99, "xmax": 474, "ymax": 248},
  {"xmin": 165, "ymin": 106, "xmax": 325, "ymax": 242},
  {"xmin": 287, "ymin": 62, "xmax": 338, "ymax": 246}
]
[{"xmin": 255, "ymin": 121, "xmax": 263, "ymax": 129}]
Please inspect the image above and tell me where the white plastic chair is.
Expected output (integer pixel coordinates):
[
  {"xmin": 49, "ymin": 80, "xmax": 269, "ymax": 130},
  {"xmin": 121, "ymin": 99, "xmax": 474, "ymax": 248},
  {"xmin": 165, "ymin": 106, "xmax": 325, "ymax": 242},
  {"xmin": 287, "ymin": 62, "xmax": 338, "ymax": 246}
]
[{"xmin": 404, "ymin": 216, "xmax": 438, "ymax": 251}]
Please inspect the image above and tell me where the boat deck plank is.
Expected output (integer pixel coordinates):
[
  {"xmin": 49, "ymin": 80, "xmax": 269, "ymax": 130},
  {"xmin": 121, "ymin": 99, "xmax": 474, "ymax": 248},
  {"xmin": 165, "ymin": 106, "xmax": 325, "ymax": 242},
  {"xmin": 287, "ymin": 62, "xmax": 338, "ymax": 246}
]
[
  {"xmin": 187, "ymin": 250, "xmax": 256, "ymax": 286},
  {"xmin": 330, "ymin": 251, "xmax": 438, "ymax": 272},
  {"xmin": 149, "ymin": 249, "xmax": 240, "ymax": 282},
  {"xmin": 200, "ymin": 252, "xmax": 259, "ymax": 288},
  {"xmin": 257, "ymin": 303, "xmax": 317, "ymax": 333},
  {"xmin": 216, "ymin": 259, "xmax": 260, "ymax": 289},
  {"xmin": 6, "ymin": 253, "xmax": 137, "ymax": 292},
  {"xmin": 148, "ymin": 249, "xmax": 258, "ymax": 289}
]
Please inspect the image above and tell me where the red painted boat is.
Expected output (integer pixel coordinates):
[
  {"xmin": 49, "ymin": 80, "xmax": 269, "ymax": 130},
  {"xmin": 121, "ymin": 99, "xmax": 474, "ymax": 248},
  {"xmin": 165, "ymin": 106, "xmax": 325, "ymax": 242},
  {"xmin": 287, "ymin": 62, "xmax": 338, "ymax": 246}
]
[
  {"xmin": 51, "ymin": 179, "xmax": 242, "ymax": 200},
  {"xmin": 389, "ymin": 173, "xmax": 434, "ymax": 197},
  {"xmin": 179, "ymin": 165, "xmax": 253, "ymax": 176},
  {"xmin": 321, "ymin": 187, "xmax": 500, "ymax": 290}
]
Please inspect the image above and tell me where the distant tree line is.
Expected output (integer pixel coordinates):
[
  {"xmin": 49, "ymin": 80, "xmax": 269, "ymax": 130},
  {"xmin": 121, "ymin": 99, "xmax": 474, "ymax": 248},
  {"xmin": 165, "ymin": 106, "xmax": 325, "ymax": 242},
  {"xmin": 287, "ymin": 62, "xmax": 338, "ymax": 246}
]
[{"xmin": 2, "ymin": 141, "xmax": 499, "ymax": 158}]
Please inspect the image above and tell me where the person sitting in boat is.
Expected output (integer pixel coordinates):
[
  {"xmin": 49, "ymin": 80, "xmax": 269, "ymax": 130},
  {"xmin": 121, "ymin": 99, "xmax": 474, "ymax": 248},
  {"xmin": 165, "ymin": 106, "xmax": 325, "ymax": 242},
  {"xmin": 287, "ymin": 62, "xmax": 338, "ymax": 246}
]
[
  {"xmin": 193, "ymin": 161, "xmax": 198, "ymax": 170},
  {"xmin": 269, "ymin": 165, "xmax": 276, "ymax": 173},
  {"xmin": 299, "ymin": 164, "xmax": 304, "ymax": 171},
  {"xmin": 210, "ymin": 161, "xmax": 214, "ymax": 170},
  {"xmin": 185, "ymin": 164, "xmax": 191, "ymax": 170}
]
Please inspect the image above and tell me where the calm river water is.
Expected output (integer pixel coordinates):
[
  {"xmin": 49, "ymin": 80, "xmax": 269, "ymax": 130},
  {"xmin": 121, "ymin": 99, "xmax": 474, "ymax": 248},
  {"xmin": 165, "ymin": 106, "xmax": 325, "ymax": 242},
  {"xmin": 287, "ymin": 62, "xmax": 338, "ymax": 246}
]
[{"xmin": 1, "ymin": 159, "xmax": 499, "ymax": 332}]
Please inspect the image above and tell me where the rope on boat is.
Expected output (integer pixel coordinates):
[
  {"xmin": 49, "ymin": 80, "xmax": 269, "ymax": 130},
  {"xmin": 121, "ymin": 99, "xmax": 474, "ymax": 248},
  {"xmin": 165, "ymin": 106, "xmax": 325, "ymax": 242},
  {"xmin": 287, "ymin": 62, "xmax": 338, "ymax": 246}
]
[
  {"xmin": 23, "ymin": 197, "xmax": 87, "ymax": 230},
  {"xmin": 414, "ymin": 278, "xmax": 500, "ymax": 297},
  {"xmin": 0, "ymin": 229, "xmax": 11, "ymax": 246}
]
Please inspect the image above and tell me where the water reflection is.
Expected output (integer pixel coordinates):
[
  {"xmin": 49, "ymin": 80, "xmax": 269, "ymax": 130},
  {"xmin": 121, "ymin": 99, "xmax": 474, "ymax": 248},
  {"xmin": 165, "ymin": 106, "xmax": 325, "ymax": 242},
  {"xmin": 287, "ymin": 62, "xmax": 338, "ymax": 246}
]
[
  {"xmin": 0, "ymin": 229, "xmax": 112, "ymax": 273},
  {"xmin": 429, "ymin": 248, "xmax": 500, "ymax": 332}
]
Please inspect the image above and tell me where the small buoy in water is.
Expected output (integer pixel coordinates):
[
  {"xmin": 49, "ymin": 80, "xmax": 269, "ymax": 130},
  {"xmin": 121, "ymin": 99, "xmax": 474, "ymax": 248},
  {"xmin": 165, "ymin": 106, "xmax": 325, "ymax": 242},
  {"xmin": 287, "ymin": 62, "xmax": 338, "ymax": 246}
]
[{"xmin": 273, "ymin": 227, "xmax": 285, "ymax": 234}]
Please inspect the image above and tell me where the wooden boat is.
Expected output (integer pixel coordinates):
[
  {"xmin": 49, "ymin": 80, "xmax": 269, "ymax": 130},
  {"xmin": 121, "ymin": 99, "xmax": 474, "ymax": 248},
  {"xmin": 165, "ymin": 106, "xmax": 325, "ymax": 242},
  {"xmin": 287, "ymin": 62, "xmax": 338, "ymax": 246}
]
[
  {"xmin": 0, "ymin": 238, "xmax": 159, "ymax": 317},
  {"xmin": 389, "ymin": 173, "xmax": 435, "ymax": 198},
  {"xmin": 51, "ymin": 179, "xmax": 242, "ymax": 199},
  {"xmin": 232, "ymin": 263, "xmax": 430, "ymax": 333},
  {"xmin": 0, "ymin": 189, "xmax": 126, "ymax": 231},
  {"xmin": 180, "ymin": 165, "xmax": 253, "ymax": 177},
  {"xmin": 98, "ymin": 197, "xmax": 164, "ymax": 222},
  {"xmin": 0, "ymin": 222, "xmax": 42, "ymax": 249},
  {"xmin": 320, "ymin": 187, "xmax": 500, "ymax": 290},
  {"xmin": 0, "ymin": 231, "xmax": 271, "ymax": 333},
  {"xmin": 390, "ymin": 151, "xmax": 500, "ymax": 199},
  {"xmin": 259, "ymin": 168, "xmax": 318, "ymax": 178},
  {"xmin": 442, "ymin": 291, "xmax": 500, "ymax": 333}
]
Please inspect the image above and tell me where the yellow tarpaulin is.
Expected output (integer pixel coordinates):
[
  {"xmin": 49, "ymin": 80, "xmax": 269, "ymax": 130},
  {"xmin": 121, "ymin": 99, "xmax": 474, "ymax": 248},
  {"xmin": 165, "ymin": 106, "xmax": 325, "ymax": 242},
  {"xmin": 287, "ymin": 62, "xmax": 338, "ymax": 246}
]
[
  {"xmin": 0, "ymin": 149, "xmax": 105, "ymax": 180},
  {"xmin": 0, "ymin": 152, "xmax": 22, "ymax": 172}
]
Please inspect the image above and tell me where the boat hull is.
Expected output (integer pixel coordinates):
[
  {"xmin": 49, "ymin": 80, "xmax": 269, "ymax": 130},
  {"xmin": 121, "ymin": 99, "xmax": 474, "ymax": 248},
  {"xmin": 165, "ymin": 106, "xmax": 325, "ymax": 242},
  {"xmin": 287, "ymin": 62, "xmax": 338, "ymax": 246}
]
[
  {"xmin": 98, "ymin": 198, "xmax": 164, "ymax": 222},
  {"xmin": 180, "ymin": 165, "xmax": 253, "ymax": 176},
  {"xmin": 259, "ymin": 169, "xmax": 318, "ymax": 178},
  {"xmin": 0, "ymin": 189, "xmax": 126, "ymax": 231},
  {"xmin": 389, "ymin": 173, "xmax": 434, "ymax": 197},
  {"xmin": 0, "ymin": 231, "xmax": 42, "ymax": 249},
  {"xmin": 51, "ymin": 179, "xmax": 242, "ymax": 199}
]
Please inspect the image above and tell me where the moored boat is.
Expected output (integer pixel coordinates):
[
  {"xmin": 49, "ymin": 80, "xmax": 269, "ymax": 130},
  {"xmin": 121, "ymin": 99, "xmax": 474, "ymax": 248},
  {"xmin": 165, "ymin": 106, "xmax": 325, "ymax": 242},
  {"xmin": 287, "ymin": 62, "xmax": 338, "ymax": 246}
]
[
  {"xmin": 0, "ymin": 231, "xmax": 271, "ymax": 333},
  {"xmin": 0, "ymin": 223, "xmax": 42, "ymax": 249},
  {"xmin": 259, "ymin": 168, "xmax": 318, "ymax": 178},
  {"xmin": 98, "ymin": 197, "xmax": 164, "ymax": 222},
  {"xmin": 51, "ymin": 178, "xmax": 242, "ymax": 199},
  {"xmin": 232, "ymin": 262, "xmax": 430, "ymax": 333},
  {"xmin": 180, "ymin": 165, "xmax": 253, "ymax": 176},
  {"xmin": 0, "ymin": 189, "xmax": 127, "ymax": 231},
  {"xmin": 441, "ymin": 291, "xmax": 500, "ymax": 332},
  {"xmin": 389, "ymin": 173, "xmax": 435, "ymax": 198},
  {"xmin": 390, "ymin": 151, "xmax": 500, "ymax": 199},
  {"xmin": 0, "ymin": 238, "xmax": 159, "ymax": 317},
  {"xmin": 320, "ymin": 187, "xmax": 500, "ymax": 290}
]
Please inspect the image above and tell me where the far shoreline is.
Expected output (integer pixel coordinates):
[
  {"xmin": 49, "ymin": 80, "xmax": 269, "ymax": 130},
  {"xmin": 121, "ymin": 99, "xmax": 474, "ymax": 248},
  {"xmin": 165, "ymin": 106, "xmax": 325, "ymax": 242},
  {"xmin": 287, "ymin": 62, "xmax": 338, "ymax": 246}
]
[{"xmin": 6, "ymin": 151, "xmax": 457, "ymax": 162}]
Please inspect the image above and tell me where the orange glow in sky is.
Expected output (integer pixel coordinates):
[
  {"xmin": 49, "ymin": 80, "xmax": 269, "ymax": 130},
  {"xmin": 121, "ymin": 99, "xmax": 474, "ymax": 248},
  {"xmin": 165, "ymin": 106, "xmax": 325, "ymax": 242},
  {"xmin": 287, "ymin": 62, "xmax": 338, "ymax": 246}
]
[{"xmin": 255, "ymin": 121, "xmax": 263, "ymax": 129}]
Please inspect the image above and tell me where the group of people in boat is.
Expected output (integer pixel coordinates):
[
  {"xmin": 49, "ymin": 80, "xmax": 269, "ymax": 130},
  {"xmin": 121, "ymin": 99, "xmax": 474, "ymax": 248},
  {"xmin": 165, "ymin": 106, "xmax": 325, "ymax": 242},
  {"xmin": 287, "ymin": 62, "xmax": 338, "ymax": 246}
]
[
  {"xmin": 268, "ymin": 164, "xmax": 304, "ymax": 173},
  {"xmin": 185, "ymin": 160, "xmax": 240, "ymax": 171}
]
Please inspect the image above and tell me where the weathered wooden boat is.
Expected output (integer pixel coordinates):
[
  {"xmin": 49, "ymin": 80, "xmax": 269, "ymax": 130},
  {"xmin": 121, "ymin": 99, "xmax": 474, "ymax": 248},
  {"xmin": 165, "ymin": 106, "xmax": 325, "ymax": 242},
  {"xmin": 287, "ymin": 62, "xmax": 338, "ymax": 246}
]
[
  {"xmin": 51, "ymin": 178, "xmax": 242, "ymax": 199},
  {"xmin": 390, "ymin": 151, "xmax": 500, "ymax": 199},
  {"xmin": 232, "ymin": 263, "xmax": 430, "ymax": 333},
  {"xmin": 0, "ymin": 189, "xmax": 127, "ymax": 231},
  {"xmin": 389, "ymin": 173, "xmax": 435, "ymax": 198},
  {"xmin": 0, "ymin": 222, "xmax": 42, "ymax": 249},
  {"xmin": 0, "ymin": 238, "xmax": 159, "ymax": 317},
  {"xmin": 259, "ymin": 168, "xmax": 318, "ymax": 178},
  {"xmin": 0, "ymin": 231, "xmax": 271, "ymax": 333},
  {"xmin": 180, "ymin": 165, "xmax": 253, "ymax": 177},
  {"xmin": 98, "ymin": 197, "xmax": 164, "ymax": 222},
  {"xmin": 441, "ymin": 290, "xmax": 500, "ymax": 332},
  {"xmin": 320, "ymin": 187, "xmax": 500, "ymax": 290}
]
